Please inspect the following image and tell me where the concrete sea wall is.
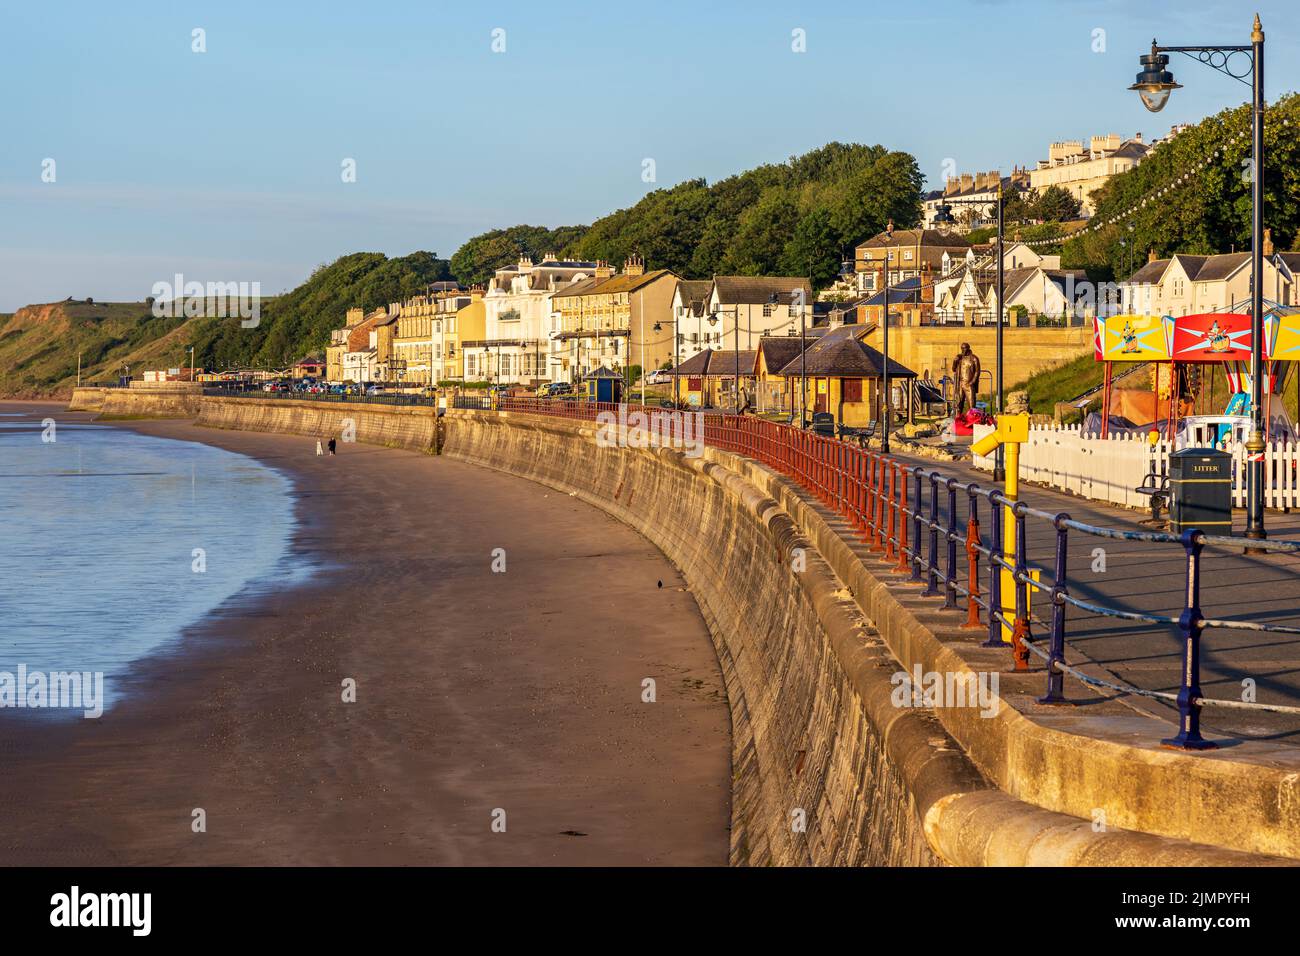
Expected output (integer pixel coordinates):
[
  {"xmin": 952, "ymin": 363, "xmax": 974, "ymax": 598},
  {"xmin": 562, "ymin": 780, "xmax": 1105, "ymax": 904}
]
[
  {"xmin": 69, "ymin": 389, "xmax": 439, "ymax": 453},
  {"xmin": 65, "ymin": 391, "xmax": 1297, "ymax": 865},
  {"xmin": 195, "ymin": 397, "xmax": 439, "ymax": 453},
  {"xmin": 441, "ymin": 410, "xmax": 1286, "ymax": 867}
]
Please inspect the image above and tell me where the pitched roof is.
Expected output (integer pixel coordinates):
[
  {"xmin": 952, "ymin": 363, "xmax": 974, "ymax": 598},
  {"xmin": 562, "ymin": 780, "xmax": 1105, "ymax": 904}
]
[
  {"xmin": 583, "ymin": 365, "xmax": 622, "ymax": 379},
  {"xmin": 757, "ymin": 336, "xmax": 809, "ymax": 372},
  {"xmin": 706, "ymin": 350, "xmax": 759, "ymax": 377},
  {"xmin": 549, "ymin": 275, "xmax": 608, "ymax": 300},
  {"xmin": 1189, "ymin": 252, "xmax": 1250, "ymax": 282},
  {"xmin": 862, "ymin": 276, "xmax": 923, "ymax": 307},
  {"xmin": 673, "ymin": 349, "xmax": 713, "ymax": 375},
  {"xmin": 674, "ymin": 279, "xmax": 712, "ymax": 310},
  {"xmin": 858, "ymin": 229, "xmax": 972, "ymax": 250},
  {"xmin": 1126, "ymin": 258, "xmax": 1170, "ymax": 284},
  {"xmin": 777, "ymin": 334, "xmax": 917, "ymax": 379},
  {"xmin": 712, "ymin": 276, "xmax": 811, "ymax": 306},
  {"xmin": 670, "ymin": 349, "xmax": 759, "ymax": 377}
]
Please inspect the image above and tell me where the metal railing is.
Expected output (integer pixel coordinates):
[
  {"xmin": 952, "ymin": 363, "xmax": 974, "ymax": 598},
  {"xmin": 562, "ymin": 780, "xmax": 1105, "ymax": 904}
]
[{"xmin": 490, "ymin": 397, "xmax": 1300, "ymax": 750}]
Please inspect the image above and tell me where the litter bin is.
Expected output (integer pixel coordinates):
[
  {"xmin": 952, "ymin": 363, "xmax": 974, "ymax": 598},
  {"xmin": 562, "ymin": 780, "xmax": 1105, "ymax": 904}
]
[{"xmin": 1169, "ymin": 448, "xmax": 1233, "ymax": 535}]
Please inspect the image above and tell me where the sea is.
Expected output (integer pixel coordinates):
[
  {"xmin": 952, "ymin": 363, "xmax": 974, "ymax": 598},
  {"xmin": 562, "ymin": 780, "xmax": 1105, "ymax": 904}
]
[{"xmin": 0, "ymin": 412, "xmax": 299, "ymax": 714}]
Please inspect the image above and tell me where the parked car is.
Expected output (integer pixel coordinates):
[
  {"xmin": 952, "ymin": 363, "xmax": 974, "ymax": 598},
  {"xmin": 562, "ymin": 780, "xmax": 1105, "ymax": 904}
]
[
  {"xmin": 644, "ymin": 369, "xmax": 671, "ymax": 385},
  {"xmin": 366, "ymin": 386, "xmax": 387, "ymax": 396}
]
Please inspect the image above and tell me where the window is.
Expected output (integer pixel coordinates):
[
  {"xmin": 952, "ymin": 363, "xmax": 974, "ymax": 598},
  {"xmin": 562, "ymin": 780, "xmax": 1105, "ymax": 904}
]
[
  {"xmin": 903, "ymin": 250, "xmax": 913, "ymax": 261},
  {"xmin": 762, "ymin": 304, "xmax": 773, "ymax": 317}
]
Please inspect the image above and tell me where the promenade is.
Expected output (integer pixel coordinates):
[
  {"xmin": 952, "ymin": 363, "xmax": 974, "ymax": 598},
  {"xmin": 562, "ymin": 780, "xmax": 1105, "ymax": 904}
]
[{"xmin": 884, "ymin": 444, "xmax": 1300, "ymax": 744}]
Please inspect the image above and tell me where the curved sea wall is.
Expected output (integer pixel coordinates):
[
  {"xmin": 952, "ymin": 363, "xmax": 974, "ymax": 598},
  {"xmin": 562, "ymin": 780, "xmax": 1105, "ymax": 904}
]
[
  {"xmin": 64, "ymin": 391, "xmax": 1298, "ymax": 865},
  {"xmin": 69, "ymin": 385, "xmax": 203, "ymax": 419},
  {"xmin": 442, "ymin": 410, "xmax": 1288, "ymax": 867},
  {"xmin": 193, "ymin": 396, "xmax": 439, "ymax": 453}
]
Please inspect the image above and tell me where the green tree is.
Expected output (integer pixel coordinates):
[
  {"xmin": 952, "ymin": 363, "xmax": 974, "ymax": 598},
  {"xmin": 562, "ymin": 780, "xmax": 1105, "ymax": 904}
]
[
  {"xmin": 1034, "ymin": 185, "xmax": 1083, "ymax": 222},
  {"xmin": 780, "ymin": 207, "xmax": 839, "ymax": 288}
]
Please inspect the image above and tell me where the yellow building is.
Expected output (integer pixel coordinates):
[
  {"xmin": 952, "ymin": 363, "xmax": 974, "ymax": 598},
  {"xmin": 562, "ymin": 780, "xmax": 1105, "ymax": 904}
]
[
  {"xmin": 326, "ymin": 307, "xmax": 366, "ymax": 382},
  {"xmin": 393, "ymin": 285, "xmax": 477, "ymax": 385},
  {"xmin": 781, "ymin": 325, "xmax": 917, "ymax": 428},
  {"xmin": 1028, "ymin": 134, "xmax": 1149, "ymax": 216},
  {"xmin": 550, "ymin": 257, "xmax": 678, "ymax": 383},
  {"xmin": 452, "ymin": 294, "xmax": 486, "ymax": 381}
]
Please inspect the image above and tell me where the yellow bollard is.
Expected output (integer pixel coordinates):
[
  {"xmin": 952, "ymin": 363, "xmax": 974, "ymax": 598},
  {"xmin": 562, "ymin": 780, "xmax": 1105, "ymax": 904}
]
[{"xmin": 971, "ymin": 414, "xmax": 1029, "ymax": 643}]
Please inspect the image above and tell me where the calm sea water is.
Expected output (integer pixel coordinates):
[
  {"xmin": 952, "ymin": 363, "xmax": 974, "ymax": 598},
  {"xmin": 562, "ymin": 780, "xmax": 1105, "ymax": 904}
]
[{"xmin": 0, "ymin": 416, "xmax": 299, "ymax": 712}]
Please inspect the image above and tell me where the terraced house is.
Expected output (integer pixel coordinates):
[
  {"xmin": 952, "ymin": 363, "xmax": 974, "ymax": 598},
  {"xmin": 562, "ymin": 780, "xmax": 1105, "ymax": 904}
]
[
  {"xmin": 393, "ymin": 283, "xmax": 476, "ymax": 385},
  {"xmin": 550, "ymin": 256, "xmax": 678, "ymax": 383}
]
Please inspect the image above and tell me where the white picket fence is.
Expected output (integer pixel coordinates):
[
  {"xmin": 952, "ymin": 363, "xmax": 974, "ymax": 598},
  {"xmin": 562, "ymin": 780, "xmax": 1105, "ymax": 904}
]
[{"xmin": 971, "ymin": 423, "xmax": 1300, "ymax": 511}]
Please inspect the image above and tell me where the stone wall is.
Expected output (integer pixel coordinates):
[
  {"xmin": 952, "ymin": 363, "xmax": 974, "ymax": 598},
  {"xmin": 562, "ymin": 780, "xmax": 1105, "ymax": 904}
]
[
  {"xmin": 195, "ymin": 397, "xmax": 439, "ymax": 453},
  {"xmin": 63, "ymin": 389, "xmax": 1295, "ymax": 866},
  {"xmin": 69, "ymin": 385, "xmax": 202, "ymax": 419},
  {"xmin": 441, "ymin": 410, "xmax": 1283, "ymax": 866}
]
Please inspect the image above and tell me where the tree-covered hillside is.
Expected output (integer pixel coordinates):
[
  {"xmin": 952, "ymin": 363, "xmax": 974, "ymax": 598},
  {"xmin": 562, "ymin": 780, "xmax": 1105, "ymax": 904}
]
[
  {"xmin": 450, "ymin": 142, "xmax": 923, "ymax": 289},
  {"xmin": 189, "ymin": 251, "xmax": 453, "ymax": 370}
]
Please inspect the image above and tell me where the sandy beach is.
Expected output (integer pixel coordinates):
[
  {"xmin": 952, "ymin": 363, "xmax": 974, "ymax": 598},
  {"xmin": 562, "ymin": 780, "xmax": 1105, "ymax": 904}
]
[{"xmin": 0, "ymin": 402, "xmax": 731, "ymax": 866}]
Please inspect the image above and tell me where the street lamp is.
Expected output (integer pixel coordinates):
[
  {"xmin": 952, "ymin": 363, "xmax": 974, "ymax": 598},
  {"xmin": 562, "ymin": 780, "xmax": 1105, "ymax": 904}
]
[
  {"xmin": 1130, "ymin": 15, "xmax": 1267, "ymax": 542},
  {"xmin": 876, "ymin": 237, "xmax": 892, "ymax": 454},
  {"xmin": 934, "ymin": 186, "xmax": 1007, "ymax": 480}
]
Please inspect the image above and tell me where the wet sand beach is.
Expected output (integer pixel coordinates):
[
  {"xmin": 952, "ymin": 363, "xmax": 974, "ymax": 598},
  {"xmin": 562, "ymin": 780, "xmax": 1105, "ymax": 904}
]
[{"xmin": 0, "ymin": 402, "xmax": 731, "ymax": 865}]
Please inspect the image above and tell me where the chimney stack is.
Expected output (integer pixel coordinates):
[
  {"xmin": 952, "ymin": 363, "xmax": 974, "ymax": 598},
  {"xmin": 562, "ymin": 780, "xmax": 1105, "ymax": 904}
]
[{"xmin": 624, "ymin": 254, "xmax": 645, "ymax": 276}]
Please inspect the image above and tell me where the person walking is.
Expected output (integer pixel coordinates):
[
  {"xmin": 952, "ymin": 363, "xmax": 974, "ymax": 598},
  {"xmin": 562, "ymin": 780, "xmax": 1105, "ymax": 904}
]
[
  {"xmin": 327, "ymin": 438, "xmax": 337, "ymax": 456},
  {"xmin": 316, "ymin": 439, "xmax": 323, "ymax": 456}
]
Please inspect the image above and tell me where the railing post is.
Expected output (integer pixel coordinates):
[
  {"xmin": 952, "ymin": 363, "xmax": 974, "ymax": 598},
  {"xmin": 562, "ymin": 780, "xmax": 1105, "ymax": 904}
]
[
  {"xmin": 923, "ymin": 472, "xmax": 940, "ymax": 597},
  {"xmin": 896, "ymin": 464, "xmax": 911, "ymax": 574},
  {"xmin": 944, "ymin": 479, "xmax": 959, "ymax": 609},
  {"xmin": 983, "ymin": 497, "xmax": 1006, "ymax": 647},
  {"xmin": 911, "ymin": 469, "xmax": 924, "ymax": 583},
  {"xmin": 878, "ymin": 458, "xmax": 891, "ymax": 553},
  {"xmin": 868, "ymin": 454, "xmax": 884, "ymax": 553},
  {"xmin": 1010, "ymin": 504, "xmax": 1032, "ymax": 672},
  {"xmin": 1162, "ymin": 530, "xmax": 1216, "ymax": 750},
  {"xmin": 1038, "ymin": 513, "xmax": 1071, "ymax": 704},
  {"xmin": 885, "ymin": 462, "xmax": 898, "ymax": 561},
  {"xmin": 962, "ymin": 487, "xmax": 982, "ymax": 628}
]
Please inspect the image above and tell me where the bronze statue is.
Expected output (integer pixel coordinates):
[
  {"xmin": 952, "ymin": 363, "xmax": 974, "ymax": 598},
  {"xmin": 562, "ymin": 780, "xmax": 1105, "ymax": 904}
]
[{"xmin": 953, "ymin": 343, "xmax": 981, "ymax": 416}]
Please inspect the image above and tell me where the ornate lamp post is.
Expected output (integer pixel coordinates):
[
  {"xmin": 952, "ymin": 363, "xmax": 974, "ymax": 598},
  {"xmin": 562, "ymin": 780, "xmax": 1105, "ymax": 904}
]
[{"xmin": 1130, "ymin": 15, "xmax": 1267, "ymax": 541}]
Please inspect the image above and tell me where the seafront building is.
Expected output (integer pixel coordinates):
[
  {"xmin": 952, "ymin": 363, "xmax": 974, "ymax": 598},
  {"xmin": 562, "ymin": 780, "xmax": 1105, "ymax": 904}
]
[
  {"xmin": 550, "ymin": 257, "xmax": 679, "ymax": 383},
  {"xmin": 1028, "ymin": 134, "xmax": 1149, "ymax": 217},
  {"xmin": 464, "ymin": 254, "xmax": 598, "ymax": 386}
]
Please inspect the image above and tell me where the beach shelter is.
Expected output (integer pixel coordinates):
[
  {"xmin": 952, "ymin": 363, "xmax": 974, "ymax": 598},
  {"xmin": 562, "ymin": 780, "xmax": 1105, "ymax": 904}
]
[{"xmin": 584, "ymin": 366, "xmax": 624, "ymax": 403}]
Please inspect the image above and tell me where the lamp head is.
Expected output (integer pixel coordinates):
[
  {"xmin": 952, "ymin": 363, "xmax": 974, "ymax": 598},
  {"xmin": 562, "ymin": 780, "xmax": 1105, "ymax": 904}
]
[{"xmin": 1129, "ymin": 40, "xmax": 1181, "ymax": 112}]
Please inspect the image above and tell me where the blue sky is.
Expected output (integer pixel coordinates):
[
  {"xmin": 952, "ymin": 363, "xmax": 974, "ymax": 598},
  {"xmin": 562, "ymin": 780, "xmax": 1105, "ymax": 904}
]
[{"xmin": 3, "ymin": 0, "xmax": 1295, "ymax": 310}]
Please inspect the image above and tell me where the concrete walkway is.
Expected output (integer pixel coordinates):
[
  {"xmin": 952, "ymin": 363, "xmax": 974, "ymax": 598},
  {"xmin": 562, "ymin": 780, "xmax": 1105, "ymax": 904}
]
[{"xmin": 883, "ymin": 442, "xmax": 1300, "ymax": 743}]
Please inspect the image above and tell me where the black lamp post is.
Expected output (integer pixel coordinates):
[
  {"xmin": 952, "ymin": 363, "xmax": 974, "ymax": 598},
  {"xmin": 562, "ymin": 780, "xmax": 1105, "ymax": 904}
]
[
  {"xmin": 878, "ymin": 237, "xmax": 892, "ymax": 454},
  {"xmin": 1130, "ymin": 14, "xmax": 1267, "ymax": 542},
  {"xmin": 934, "ymin": 186, "xmax": 1006, "ymax": 480}
]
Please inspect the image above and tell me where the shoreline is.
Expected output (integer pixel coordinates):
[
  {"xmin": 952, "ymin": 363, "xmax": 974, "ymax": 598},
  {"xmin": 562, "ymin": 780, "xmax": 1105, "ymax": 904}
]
[{"xmin": 0, "ymin": 401, "xmax": 731, "ymax": 865}]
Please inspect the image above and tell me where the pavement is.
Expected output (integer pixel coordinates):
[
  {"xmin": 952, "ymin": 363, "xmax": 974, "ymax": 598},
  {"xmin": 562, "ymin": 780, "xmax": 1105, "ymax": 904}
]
[{"xmin": 883, "ymin": 439, "xmax": 1300, "ymax": 743}]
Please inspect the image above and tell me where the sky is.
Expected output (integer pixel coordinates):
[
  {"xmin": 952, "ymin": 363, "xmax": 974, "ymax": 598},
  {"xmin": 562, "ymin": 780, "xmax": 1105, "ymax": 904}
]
[{"xmin": 3, "ymin": 0, "xmax": 1297, "ymax": 311}]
